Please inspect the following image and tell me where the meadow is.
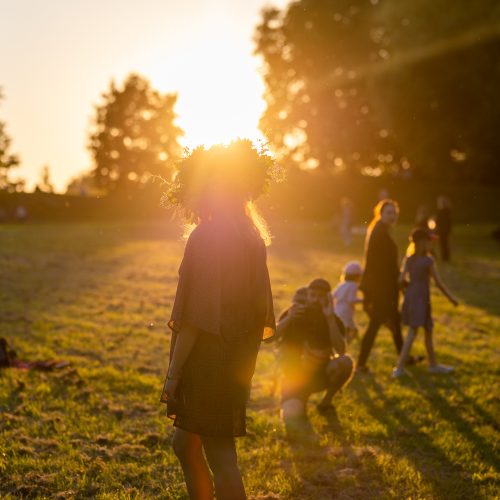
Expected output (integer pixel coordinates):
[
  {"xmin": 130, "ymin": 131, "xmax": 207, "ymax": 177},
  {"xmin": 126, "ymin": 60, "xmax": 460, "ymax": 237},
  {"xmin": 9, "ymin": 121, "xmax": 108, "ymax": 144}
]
[{"xmin": 0, "ymin": 219, "xmax": 498, "ymax": 499}]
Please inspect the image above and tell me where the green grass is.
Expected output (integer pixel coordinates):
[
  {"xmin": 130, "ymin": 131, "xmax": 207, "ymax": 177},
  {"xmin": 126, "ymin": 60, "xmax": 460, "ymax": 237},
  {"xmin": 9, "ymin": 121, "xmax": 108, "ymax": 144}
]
[{"xmin": 0, "ymin": 220, "xmax": 498, "ymax": 499}]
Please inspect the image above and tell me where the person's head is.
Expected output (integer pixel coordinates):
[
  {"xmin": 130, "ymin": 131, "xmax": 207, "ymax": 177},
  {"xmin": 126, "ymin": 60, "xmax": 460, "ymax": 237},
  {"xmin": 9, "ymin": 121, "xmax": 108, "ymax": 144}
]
[
  {"xmin": 437, "ymin": 195, "xmax": 451, "ymax": 210},
  {"xmin": 367, "ymin": 199, "xmax": 399, "ymax": 239},
  {"xmin": 163, "ymin": 139, "xmax": 280, "ymax": 245},
  {"xmin": 307, "ymin": 278, "xmax": 331, "ymax": 306},
  {"xmin": 409, "ymin": 228, "xmax": 436, "ymax": 255},
  {"xmin": 342, "ymin": 261, "xmax": 363, "ymax": 282},
  {"xmin": 292, "ymin": 287, "xmax": 308, "ymax": 305},
  {"xmin": 377, "ymin": 199, "xmax": 399, "ymax": 226}
]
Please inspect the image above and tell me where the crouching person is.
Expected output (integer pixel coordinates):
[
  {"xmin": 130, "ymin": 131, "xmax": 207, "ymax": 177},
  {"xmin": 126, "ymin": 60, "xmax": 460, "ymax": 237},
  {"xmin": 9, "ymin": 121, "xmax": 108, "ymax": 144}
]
[{"xmin": 277, "ymin": 279, "xmax": 354, "ymax": 421}]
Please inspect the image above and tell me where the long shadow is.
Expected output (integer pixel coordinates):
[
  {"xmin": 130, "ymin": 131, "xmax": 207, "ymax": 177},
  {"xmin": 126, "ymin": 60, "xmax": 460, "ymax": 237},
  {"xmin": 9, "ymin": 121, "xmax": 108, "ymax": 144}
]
[
  {"xmin": 410, "ymin": 372, "xmax": 499, "ymax": 471},
  {"xmin": 281, "ymin": 401, "xmax": 396, "ymax": 499},
  {"xmin": 351, "ymin": 376, "xmax": 477, "ymax": 498}
]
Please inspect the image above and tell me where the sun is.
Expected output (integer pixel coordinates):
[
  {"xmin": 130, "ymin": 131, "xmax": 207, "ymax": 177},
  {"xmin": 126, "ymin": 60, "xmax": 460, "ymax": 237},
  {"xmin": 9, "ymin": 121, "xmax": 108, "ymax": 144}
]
[{"xmin": 153, "ymin": 32, "xmax": 267, "ymax": 150}]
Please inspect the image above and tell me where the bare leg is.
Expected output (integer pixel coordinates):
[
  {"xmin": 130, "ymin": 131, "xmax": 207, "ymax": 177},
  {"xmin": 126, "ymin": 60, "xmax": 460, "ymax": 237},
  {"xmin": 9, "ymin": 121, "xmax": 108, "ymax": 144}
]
[
  {"xmin": 319, "ymin": 355, "xmax": 354, "ymax": 408},
  {"xmin": 172, "ymin": 428, "xmax": 214, "ymax": 500},
  {"xmin": 201, "ymin": 435, "xmax": 246, "ymax": 500},
  {"xmin": 394, "ymin": 328, "xmax": 417, "ymax": 375},
  {"xmin": 424, "ymin": 329, "xmax": 437, "ymax": 367}
]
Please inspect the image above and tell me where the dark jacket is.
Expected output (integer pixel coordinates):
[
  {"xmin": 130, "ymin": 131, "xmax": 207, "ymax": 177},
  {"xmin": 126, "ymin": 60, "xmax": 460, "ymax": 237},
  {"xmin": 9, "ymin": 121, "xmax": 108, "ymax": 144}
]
[
  {"xmin": 436, "ymin": 207, "xmax": 452, "ymax": 236},
  {"xmin": 360, "ymin": 220, "xmax": 399, "ymax": 320}
]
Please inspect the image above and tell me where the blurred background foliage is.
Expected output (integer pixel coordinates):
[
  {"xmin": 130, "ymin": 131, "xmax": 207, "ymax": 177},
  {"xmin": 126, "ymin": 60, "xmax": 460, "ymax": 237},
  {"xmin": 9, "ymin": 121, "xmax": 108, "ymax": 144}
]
[
  {"xmin": 1, "ymin": 0, "xmax": 500, "ymax": 221},
  {"xmin": 255, "ymin": 0, "xmax": 500, "ymax": 183}
]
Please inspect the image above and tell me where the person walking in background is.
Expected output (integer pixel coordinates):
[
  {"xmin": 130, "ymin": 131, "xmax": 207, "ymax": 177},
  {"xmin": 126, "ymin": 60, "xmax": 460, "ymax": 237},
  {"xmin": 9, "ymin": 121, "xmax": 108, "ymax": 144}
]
[
  {"xmin": 415, "ymin": 204, "xmax": 430, "ymax": 230},
  {"xmin": 435, "ymin": 195, "xmax": 453, "ymax": 262},
  {"xmin": 357, "ymin": 200, "xmax": 406, "ymax": 373},
  {"xmin": 339, "ymin": 197, "xmax": 353, "ymax": 247},
  {"xmin": 331, "ymin": 261, "xmax": 363, "ymax": 343},
  {"xmin": 392, "ymin": 229, "xmax": 458, "ymax": 377},
  {"xmin": 161, "ymin": 141, "xmax": 276, "ymax": 500}
]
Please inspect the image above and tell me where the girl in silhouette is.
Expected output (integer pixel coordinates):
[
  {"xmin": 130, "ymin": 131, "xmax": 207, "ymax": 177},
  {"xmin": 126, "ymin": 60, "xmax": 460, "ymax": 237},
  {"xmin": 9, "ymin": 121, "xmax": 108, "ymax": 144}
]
[
  {"xmin": 392, "ymin": 228, "xmax": 458, "ymax": 377},
  {"xmin": 161, "ymin": 140, "xmax": 276, "ymax": 500}
]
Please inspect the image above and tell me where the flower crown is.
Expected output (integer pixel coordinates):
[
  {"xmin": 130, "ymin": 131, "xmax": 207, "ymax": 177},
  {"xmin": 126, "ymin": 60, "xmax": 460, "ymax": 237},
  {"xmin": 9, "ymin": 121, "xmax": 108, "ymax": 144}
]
[{"xmin": 162, "ymin": 139, "xmax": 282, "ymax": 220}]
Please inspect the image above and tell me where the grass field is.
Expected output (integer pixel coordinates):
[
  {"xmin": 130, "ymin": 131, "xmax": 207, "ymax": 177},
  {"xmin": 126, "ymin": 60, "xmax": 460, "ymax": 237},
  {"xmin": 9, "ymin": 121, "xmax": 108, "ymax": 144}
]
[{"xmin": 0, "ymin": 220, "xmax": 498, "ymax": 499}]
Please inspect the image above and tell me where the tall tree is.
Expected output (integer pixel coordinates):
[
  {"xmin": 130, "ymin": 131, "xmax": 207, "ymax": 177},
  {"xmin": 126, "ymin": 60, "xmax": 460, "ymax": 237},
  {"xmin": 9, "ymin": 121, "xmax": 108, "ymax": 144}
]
[
  {"xmin": 255, "ymin": 1, "xmax": 389, "ymax": 174},
  {"xmin": 88, "ymin": 74, "xmax": 184, "ymax": 193},
  {"xmin": 0, "ymin": 89, "xmax": 21, "ymax": 190},
  {"xmin": 255, "ymin": 0, "xmax": 500, "ymax": 183}
]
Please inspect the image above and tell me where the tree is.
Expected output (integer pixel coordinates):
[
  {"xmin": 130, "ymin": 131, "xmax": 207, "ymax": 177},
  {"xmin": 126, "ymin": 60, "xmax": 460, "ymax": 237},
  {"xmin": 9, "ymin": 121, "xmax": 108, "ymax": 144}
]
[
  {"xmin": 255, "ymin": 1, "xmax": 390, "ymax": 174},
  {"xmin": 65, "ymin": 170, "xmax": 100, "ymax": 197},
  {"xmin": 0, "ymin": 89, "xmax": 21, "ymax": 190},
  {"xmin": 88, "ymin": 74, "xmax": 184, "ymax": 193},
  {"xmin": 255, "ymin": 0, "xmax": 500, "ymax": 183}
]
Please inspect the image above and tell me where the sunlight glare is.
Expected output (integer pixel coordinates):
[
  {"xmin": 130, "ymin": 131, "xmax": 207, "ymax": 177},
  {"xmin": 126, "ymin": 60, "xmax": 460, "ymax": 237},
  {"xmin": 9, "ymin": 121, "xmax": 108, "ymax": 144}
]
[{"xmin": 152, "ymin": 31, "xmax": 266, "ymax": 150}]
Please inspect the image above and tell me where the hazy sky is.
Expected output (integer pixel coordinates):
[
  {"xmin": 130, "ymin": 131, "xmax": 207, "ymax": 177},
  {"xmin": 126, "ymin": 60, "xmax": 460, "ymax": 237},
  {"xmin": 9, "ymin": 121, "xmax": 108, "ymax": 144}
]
[{"xmin": 1, "ymin": 0, "xmax": 287, "ymax": 191}]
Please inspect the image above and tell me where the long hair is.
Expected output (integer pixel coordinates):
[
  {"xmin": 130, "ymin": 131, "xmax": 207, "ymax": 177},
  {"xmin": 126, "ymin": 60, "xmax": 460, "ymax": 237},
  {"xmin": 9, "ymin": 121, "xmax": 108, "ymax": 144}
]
[
  {"xmin": 366, "ymin": 199, "xmax": 399, "ymax": 245},
  {"xmin": 165, "ymin": 140, "xmax": 279, "ymax": 246},
  {"xmin": 183, "ymin": 200, "xmax": 272, "ymax": 246}
]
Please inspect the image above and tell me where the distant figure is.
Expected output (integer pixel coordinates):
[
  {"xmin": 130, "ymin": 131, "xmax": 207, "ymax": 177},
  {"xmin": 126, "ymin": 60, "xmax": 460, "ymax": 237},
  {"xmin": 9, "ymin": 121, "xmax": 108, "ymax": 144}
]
[
  {"xmin": 415, "ymin": 204, "xmax": 430, "ymax": 230},
  {"xmin": 15, "ymin": 205, "xmax": 28, "ymax": 222},
  {"xmin": 357, "ymin": 200, "xmax": 404, "ymax": 372},
  {"xmin": 161, "ymin": 141, "xmax": 276, "ymax": 500},
  {"xmin": 435, "ymin": 196, "xmax": 453, "ymax": 262},
  {"xmin": 278, "ymin": 279, "xmax": 353, "ymax": 419},
  {"xmin": 377, "ymin": 187, "xmax": 389, "ymax": 202},
  {"xmin": 331, "ymin": 261, "xmax": 363, "ymax": 343},
  {"xmin": 392, "ymin": 229, "xmax": 458, "ymax": 377},
  {"xmin": 339, "ymin": 197, "xmax": 353, "ymax": 246},
  {"xmin": 492, "ymin": 227, "xmax": 500, "ymax": 244}
]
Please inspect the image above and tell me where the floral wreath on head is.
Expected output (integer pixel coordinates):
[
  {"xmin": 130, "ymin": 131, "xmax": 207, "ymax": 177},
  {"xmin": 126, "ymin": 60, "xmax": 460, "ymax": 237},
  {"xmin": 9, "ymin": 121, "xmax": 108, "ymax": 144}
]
[{"xmin": 162, "ymin": 138, "xmax": 284, "ymax": 222}]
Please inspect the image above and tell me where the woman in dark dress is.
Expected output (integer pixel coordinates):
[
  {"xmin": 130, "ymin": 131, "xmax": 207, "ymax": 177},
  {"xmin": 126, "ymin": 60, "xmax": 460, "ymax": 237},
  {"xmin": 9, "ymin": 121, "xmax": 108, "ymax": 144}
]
[
  {"xmin": 357, "ymin": 199, "xmax": 403, "ymax": 372},
  {"xmin": 161, "ymin": 141, "xmax": 276, "ymax": 500}
]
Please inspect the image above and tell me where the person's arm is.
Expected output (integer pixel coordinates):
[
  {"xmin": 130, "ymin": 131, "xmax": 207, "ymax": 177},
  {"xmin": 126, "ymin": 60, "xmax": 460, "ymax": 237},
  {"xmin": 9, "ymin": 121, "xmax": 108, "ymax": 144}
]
[
  {"xmin": 164, "ymin": 323, "xmax": 199, "ymax": 401},
  {"xmin": 399, "ymin": 256, "xmax": 408, "ymax": 287},
  {"xmin": 322, "ymin": 299, "xmax": 346, "ymax": 355},
  {"xmin": 430, "ymin": 258, "xmax": 458, "ymax": 306},
  {"xmin": 276, "ymin": 305, "xmax": 304, "ymax": 338}
]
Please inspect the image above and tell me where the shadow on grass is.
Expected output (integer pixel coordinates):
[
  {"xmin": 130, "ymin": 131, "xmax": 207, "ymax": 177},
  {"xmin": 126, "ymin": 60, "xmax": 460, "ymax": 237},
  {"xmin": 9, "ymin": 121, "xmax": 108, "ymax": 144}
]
[
  {"xmin": 411, "ymin": 373, "xmax": 499, "ymax": 471},
  {"xmin": 282, "ymin": 402, "xmax": 392, "ymax": 499},
  {"xmin": 351, "ymin": 376, "xmax": 477, "ymax": 498}
]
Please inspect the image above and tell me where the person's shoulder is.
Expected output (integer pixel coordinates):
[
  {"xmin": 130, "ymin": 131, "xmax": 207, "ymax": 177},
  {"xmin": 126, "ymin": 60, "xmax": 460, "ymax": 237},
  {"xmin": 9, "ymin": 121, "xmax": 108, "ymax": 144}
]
[
  {"xmin": 425, "ymin": 254, "xmax": 435, "ymax": 265},
  {"xmin": 369, "ymin": 222, "xmax": 386, "ymax": 240},
  {"xmin": 185, "ymin": 222, "xmax": 218, "ymax": 248}
]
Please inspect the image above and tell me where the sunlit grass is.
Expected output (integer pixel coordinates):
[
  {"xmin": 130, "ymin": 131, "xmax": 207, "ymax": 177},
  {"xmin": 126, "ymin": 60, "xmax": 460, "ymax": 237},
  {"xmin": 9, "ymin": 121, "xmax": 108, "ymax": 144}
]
[{"xmin": 0, "ymin": 220, "xmax": 498, "ymax": 498}]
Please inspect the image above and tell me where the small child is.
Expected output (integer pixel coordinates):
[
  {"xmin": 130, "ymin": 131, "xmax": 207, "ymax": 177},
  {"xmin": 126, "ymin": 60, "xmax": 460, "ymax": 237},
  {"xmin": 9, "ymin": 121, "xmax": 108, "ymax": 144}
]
[
  {"xmin": 331, "ymin": 261, "xmax": 363, "ymax": 343},
  {"xmin": 392, "ymin": 228, "xmax": 458, "ymax": 378}
]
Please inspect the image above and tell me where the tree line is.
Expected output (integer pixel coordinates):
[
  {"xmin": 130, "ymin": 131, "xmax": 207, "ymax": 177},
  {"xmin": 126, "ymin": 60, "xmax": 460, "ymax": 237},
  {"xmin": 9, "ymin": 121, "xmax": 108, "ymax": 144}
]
[{"xmin": 1, "ymin": 0, "xmax": 499, "ymax": 196}]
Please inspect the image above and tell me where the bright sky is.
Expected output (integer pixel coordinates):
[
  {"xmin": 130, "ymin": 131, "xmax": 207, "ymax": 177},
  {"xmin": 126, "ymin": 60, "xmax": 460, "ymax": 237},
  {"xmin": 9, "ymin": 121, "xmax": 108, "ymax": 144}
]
[{"xmin": 1, "ymin": 0, "xmax": 287, "ymax": 192}]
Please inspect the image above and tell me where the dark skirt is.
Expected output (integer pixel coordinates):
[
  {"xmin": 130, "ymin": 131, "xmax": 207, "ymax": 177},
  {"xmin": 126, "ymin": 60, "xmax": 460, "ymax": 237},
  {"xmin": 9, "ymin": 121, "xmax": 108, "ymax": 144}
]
[
  {"xmin": 167, "ymin": 328, "xmax": 261, "ymax": 437},
  {"xmin": 402, "ymin": 293, "xmax": 434, "ymax": 332}
]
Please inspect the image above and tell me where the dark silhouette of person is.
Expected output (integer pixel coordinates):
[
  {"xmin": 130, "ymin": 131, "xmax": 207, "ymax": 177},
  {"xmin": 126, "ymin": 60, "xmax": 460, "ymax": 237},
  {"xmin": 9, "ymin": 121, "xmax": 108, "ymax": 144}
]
[
  {"xmin": 357, "ymin": 199, "xmax": 404, "ymax": 372},
  {"xmin": 435, "ymin": 196, "xmax": 452, "ymax": 262},
  {"xmin": 278, "ymin": 279, "xmax": 354, "ymax": 419},
  {"xmin": 415, "ymin": 204, "xmax": 430, "ymax": 230},
  {"xmin": 161, "ymin": 141, "xmax": 276, "ymax": 500}
]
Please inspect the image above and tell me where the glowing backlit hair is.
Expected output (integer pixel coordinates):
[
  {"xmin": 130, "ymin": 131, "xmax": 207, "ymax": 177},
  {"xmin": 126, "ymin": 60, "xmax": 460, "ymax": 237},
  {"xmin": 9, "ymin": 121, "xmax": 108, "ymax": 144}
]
[
  {"xmin": 163, "ymin": 139, "xmax": 282, "ymax": 245},
  {"xmin": 366, "ymin": 198, "xmax": 400, "ymax": 240}
]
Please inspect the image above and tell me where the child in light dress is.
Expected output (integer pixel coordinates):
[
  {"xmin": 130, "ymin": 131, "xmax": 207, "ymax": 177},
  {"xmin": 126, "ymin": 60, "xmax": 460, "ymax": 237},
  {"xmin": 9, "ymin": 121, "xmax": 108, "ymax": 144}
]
[
  {"xmin": 331, "ymin": 261, "xmax": 363, "ymax": 343},
  {"xmin": 392, "ymin": 228, "xmax": 458, "ymax": 378}
]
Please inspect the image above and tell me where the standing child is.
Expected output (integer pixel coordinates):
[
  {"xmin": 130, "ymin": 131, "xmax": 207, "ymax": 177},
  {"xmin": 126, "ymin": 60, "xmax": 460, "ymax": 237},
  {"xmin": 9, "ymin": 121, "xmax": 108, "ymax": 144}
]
[
  {"xmin": 392, "ymin": 228, "xmax": 458, "ymax": 378},
  {"xmin": 331, "ymin": 261, "xmax": 363, "ymax": 343},
  {"xmin": 161, "ymin": 140, "xmax": 276, "ymax": 500}
]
